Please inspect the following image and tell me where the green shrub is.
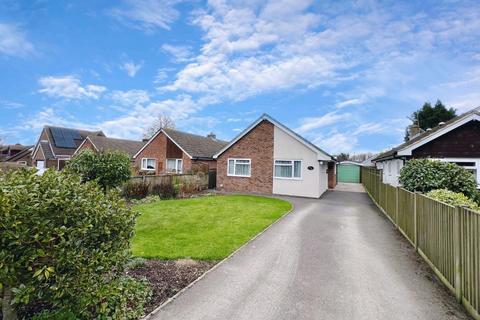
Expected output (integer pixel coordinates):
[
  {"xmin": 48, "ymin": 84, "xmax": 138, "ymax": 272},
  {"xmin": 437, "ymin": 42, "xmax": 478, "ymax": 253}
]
[
  {"xmin": 122, "ymin": 181, "xmax": 150, "ymax": 199},
  {"xmin": 32, "ymin": 309, "xmax": 78, "ymax": 320},
  {"xmin": 151, "ymin": 183, "xmax": 177, "ymax": 199},
  {"xmin": 0, "ymin": 169, "xmax": 148, "ymax": 319},
  {"xmin": 66, "ymin": 149, "xmax": 131, "ymax": 191},
  {"xmin": 399, "ymin": 159, "xmax": 477, "ymax": 198},
  {"xmin": 426, "ymin": 189, "xmax": 480, "ymax": 211},
  {"xmin": 125, "ymin": 257, "xmax": 147, "ymax": 270},
  {"xmin": 74, "ymin": 276, "xmax": 151, "ymax": 320},
  {"xmin": 130, "ymin": 195, "xmax": 161, "ymax": 205}
]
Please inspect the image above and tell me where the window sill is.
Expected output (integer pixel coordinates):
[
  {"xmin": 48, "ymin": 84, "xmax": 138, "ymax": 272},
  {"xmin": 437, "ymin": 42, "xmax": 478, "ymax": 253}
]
[
  {"xmin": 227, "ymin": 174, "xmax": 251, "ymax": 178},
  {"xmin": 274, "ymin": 177, "xmax": 303, "ymax": 181}
]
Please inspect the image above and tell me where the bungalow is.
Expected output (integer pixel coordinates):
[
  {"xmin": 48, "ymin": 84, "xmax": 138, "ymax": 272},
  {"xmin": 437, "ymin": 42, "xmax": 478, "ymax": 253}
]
[
  {"xmin": 373, "ymin": 106, "xmax": 480, "ymax": 187},
  {"xmin": 32, "ymin": 126, "xmax": 105, "ymax": 172},
  {"xmin": 132, "ymin": 128, "xmax": 228, "ymax": 175},
  {"xmin": 213, "ymin": 114, "xmax": 335, "ymax": 198},
  {"xmin": 74, "ymin": 135, "xmax": 145, "ymax": 159},
  {"xmin": 0, "ymin": 144, "xmax": 31, "ymax": 162},
  {"xmin": 2, "ymin": 145, "xmax": 34, "ymax": 166}
]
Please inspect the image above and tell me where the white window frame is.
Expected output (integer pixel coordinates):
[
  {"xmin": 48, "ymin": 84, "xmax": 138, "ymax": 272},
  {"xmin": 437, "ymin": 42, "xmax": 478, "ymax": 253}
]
[
  {"xmin": 141, "ymin": 158, "xmax": 156, "ymax": 171},
  {"xmin": 227, "ymin": 158, "xmax": 251, "ymax": 177},
  {"xmin": 274, "ymin": 159, "xmax": 302, "ymax": 180},
  {"xmin": 166, "ymin": 158, "xmax": 183, "ymax": 174}
]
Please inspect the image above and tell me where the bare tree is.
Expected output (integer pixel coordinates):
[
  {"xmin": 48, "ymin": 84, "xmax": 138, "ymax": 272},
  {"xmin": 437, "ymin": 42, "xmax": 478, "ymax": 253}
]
[{"xmin": 143, "ymin": 115, "xmax": 175, "ymax": 139}]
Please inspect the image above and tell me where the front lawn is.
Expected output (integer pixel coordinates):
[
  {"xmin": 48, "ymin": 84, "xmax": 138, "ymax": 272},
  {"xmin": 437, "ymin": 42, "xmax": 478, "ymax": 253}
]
[{"xmin": 132, "ymin": 195, "xmax": 292, "ymax": 260}]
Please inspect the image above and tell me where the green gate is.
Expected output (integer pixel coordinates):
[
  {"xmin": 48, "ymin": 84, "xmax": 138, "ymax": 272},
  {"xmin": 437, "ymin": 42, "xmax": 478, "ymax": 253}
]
[{"xmin": 337, "ymin": 164, "xmax": 361, "ymax": 183}]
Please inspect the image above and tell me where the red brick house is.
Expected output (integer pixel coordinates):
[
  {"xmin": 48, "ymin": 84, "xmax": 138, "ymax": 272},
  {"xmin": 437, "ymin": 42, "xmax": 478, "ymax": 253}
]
[
  {"xmin": 32, "ymin": 126, "xmax": 105, "ymax": 172},
  {"xmin": 74, "ymin": 135, "xmax": 145, "ymax": 159},
  {"xmin": 132, "ymin": 128, "xmax": 228, "ymax": 175},
  {"xmin": 373, "ymin": 106, "xmax": 480, "ymax": 187},
  {"xmin": 1, "ymin": 145, "xmax": 34, "ymax": 166},
  {"xmin": 213, "ymin": 114, "xmax": 335, "ymax": 198}
]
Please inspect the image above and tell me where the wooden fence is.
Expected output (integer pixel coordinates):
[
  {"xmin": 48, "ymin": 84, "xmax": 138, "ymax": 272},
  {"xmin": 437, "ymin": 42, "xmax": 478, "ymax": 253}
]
[
  {"xmin": 362, "ymin": 167, "xmax": 480, "ymax": 319},
  {"xmin": 130, "ymin": 173, "xmax": 208, "ymax": 190}
]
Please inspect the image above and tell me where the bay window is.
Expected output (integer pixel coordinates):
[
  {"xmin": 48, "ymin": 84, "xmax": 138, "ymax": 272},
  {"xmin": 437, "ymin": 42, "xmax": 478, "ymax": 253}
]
[
  {"xmin": 274, "ymin": 160, "xmax": 301, "ymax": 179},
  {"xmin": 228, "ymin": 158, "xmax": 251, "ymax": 177}
]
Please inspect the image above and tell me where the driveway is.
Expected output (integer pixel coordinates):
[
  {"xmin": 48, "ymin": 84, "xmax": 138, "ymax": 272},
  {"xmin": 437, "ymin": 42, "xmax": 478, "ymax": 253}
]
[{"xmin": 150, "ymin": 184, "xmax": 469, "ymax": 320}]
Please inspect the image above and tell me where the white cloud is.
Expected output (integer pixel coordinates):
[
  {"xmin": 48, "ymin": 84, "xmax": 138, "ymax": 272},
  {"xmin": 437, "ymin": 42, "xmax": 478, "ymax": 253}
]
[
  {"xmin": 353, "ymin": 123, "xmax": 387, "ymax": 135},
  {"xmin": 296, "ymin": 112, "xmax": 351, "ymax": 134},
  {"xmin": 38, "ymin": 76, "xmax": 106, "ymax": 100},
  {"xmin": 314, "ymin": 132, "xmax": 358, "ymax": 155},
  {"xmin": 161, "ymin": 44, "xmax": 193, "ymax": 62},
  {"xmin": 336, "ymin": 98, "xmax": 366, "ymax": 109},
  {"xmin": 0, "ymin": 23, "xmax": 34, "ymax": 56},
  {"xmin": 110, "ymin": 0, "xmax": 181, "ymax": 32},
  {"xmin": 109, "ymin": 89, "xmax": 150, "ymax": 106},
  {"xmin": 0, "ymin": 99, "xmax": 23, "ymax": 109},
  {"xmin": 121, "ymin": 61, "xmax": 143, "ymax": 77}
]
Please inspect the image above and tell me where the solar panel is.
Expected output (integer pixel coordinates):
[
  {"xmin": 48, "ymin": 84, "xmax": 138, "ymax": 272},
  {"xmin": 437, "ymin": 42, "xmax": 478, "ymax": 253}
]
[{"xmin": 50, "ymin": 127, "xmax": 82, "ymax": 148}]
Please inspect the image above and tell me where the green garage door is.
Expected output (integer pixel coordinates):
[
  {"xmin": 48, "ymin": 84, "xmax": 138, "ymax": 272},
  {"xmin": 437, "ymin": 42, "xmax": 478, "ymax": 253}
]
[{"xmin": 337, "ymin": 164, "xmax": 360, "ymax": 183}]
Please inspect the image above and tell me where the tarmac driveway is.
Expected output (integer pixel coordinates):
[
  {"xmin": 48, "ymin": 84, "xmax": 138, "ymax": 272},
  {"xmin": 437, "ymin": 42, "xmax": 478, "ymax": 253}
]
[{"xmin": 150, "ymin": 184, "xmax": 470, "ymax": 320}]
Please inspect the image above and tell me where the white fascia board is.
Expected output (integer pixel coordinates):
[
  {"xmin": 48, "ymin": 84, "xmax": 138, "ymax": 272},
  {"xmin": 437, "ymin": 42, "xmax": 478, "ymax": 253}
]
[
  {"xmin": 73, "ymin": 137, "xmax": 99, "ymax": 156},
  {"xmin": 214, "ymin": 114, "xmax": 332, "ymax": 161},
  {"xmin": 397, "ymin": 114, "xmax": 480, "ymax": 156},
  {"xmin": 161, "ymin": 131, "xmax": 193, "ymax": 159},
  {"xmin": 133, "ymin": 129, "xmax": 193, "ymax": 159}
]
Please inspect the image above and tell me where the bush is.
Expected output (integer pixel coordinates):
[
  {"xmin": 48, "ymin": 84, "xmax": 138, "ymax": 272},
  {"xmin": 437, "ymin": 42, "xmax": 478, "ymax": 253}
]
[
  {"xmin": 130, "ymin": 195, "xmax": 161, "ymax": 205},
  {"xmin": 122, "ymin": 181, "xmax": 150, "ymax": 200},
  {"xmin": 151, "ymin": 183, "xmax": 177, "ymax": 199},
  {"xmin": 0, "ymin": 169, "xmax": 148, "ymax": 319},
  {"xmin": 399, "ymin": 159, "xmax": 477, "ymax": 198},
  {"xmin": 73, "ymin": 276, "xmax": 151, "ymax": 319},
  {"xmin": 66, "ymin": 149, "xmax": 131, "ymax": 191},
  {"xmin": 32, "ymin": 309, "xmax": 78, "ymax": 320},
  {"xmin": 426, "ymin": 189, "xmax": 480, "ymax": 211}
]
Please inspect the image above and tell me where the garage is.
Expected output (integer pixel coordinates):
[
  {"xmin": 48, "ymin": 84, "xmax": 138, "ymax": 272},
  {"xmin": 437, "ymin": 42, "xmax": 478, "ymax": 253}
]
[{"xmin": 337, "ymin": 161, "xmax": 361, "ymax": 183}]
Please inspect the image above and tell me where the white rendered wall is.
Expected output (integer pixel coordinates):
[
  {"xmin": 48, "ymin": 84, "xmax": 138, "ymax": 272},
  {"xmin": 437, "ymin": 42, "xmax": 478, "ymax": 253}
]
[{"xmin": 272, "ymin": 126, "xmax": 326, "ymax": 198}]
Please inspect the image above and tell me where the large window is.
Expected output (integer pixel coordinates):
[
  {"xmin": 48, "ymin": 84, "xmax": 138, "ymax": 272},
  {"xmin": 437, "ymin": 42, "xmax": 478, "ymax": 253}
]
[
  {"xmin": 228, "ymin": 158, "xmax": 251, "ymax": 177},
  {"xmin": 274, "ymin": 160, "xmax": 301, "ymax": 179},
  {"xmin": 141, "ymin": 158, "xmax": 156, "ymax": 171},
  {"xmin": 166, "ymin": 158, "xmax": 183, "ymax": 173}
]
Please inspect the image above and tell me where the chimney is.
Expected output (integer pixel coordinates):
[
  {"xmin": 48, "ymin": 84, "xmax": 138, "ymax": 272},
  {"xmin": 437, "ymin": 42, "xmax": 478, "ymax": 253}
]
[
  {"xmin": 407, "ymin": 124, "xmax": 422, "ymax": 140},
  {"xmin": 206, "ymin": 132, "xmax": 216, "ymax": 140}
]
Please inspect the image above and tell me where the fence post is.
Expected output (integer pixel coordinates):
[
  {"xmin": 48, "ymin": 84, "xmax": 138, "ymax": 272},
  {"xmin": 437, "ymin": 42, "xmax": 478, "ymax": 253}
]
[
  {"xmin": 395, "ymin": 187, "xmax": 399, "ymax": 226},
  {"xmin": 453, "ymin": 206, "xmax": 462, "ymax": 302},
  {"xmin": 414, "ymin": 192, "xmax": 418, "ymax": 250}
]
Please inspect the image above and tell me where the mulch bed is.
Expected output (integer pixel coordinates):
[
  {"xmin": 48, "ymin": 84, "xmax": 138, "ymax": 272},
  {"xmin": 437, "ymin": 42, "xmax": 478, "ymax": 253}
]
[{"xmin": 127, "ymin": 259, "xmax": 217, "ymax": 315}]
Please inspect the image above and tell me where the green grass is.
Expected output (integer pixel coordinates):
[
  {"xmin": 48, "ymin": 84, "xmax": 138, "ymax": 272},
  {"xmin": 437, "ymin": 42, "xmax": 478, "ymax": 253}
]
[{"xmin": 132, "ymin": 195, "xmax": 292, "ymax": 260}]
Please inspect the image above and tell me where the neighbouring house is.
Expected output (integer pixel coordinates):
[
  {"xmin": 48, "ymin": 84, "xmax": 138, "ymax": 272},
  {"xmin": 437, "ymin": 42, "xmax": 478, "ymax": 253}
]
[
  {"xmin": 2, "ymin": 145, "xmax": 34, "ymax": 166},
  {"xmin": 213, "ymin": 114, "xmax": 335, "ymax": 198},
  {"xmin": 32, "ymin": 126, "xmax": 105, "ymax": 173},
  {"xmin": 132, "ymin": 128, "xmax": 228, "ymax": 175},
  {"xmin": 0, "ymin": 144, "xmax": 31, "ymax": 161},
  {"xmin": 74, "ymin": 135, "xmax": 145, "ymax": 160},
  {"xmin": 373, "ymin": 106, "xmax": 480, "ymax": 187}
]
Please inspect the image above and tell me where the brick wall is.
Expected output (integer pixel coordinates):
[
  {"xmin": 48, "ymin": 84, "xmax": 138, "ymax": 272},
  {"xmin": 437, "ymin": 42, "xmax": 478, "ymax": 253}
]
[
  {"xmin": 134, "ymin": 132, "xmax": 194, "ymax": 174},
  {"xmin": 327, "ymin": 162, "xmax": 337, "ymax": 189},
  {"xmin": 76, "ymin": 139, "xmax": 96, "ymax": 154},
  {"xmin": 217, "ymin": 120, "xmax": 274, "ymax": 194}
]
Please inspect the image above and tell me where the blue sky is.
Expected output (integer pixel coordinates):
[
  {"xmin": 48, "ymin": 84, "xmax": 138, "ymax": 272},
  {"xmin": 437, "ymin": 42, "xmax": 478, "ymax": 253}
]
[{"xmin": 1, "ymin": 0, "xmax": 479, "ymax": 154}]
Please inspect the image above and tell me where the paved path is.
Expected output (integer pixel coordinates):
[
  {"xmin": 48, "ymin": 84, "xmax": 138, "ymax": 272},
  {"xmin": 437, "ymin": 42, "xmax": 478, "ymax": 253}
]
[{"xmin": 151, "ymin": 184, "xmax": 470, "ymax": 320}]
